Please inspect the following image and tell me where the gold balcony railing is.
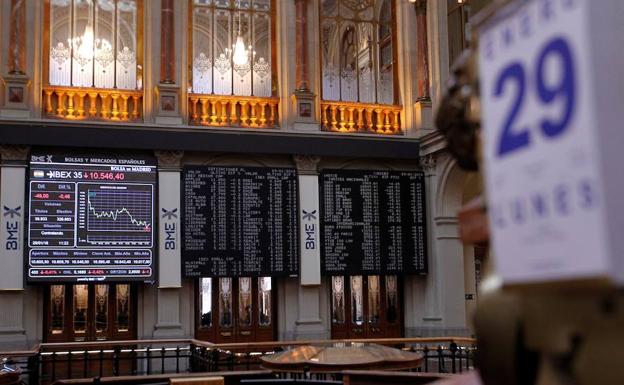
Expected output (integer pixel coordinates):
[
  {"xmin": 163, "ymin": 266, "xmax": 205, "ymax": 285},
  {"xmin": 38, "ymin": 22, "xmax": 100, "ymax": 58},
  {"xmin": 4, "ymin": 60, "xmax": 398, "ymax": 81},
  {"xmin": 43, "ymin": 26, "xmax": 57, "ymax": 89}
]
[
  {"xmin": 189, "ymin": 94, "xmax": 279, "ymax": 129},
  {"xmin": 321, "ymin": 101, "xmax": 402, "ymax": 134},
  {"xmin": 43, "ymin": 86, "xmax": 143, "ymax": 121}
]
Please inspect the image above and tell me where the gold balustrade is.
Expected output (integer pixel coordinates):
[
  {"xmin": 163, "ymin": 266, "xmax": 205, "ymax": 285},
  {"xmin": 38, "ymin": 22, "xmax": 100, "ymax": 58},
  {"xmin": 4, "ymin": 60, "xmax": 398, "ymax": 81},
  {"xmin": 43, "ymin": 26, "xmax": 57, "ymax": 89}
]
[
  {"xmin": 320, "ymin": 101, "xmax": 402, "ymax": 134},
  {"xmin": 189, "ymin": 94, "xmax": 279, "ymax": 129},
  {"xmin": 42, "ymin": 86, "xmax": 143, "ymax": 122}
]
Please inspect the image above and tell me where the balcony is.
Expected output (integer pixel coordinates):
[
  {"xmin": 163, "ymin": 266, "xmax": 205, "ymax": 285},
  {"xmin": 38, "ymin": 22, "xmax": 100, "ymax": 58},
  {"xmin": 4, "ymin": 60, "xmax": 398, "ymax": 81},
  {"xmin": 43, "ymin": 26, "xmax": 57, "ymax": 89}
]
[
  {"xmin": 320, "ymin": 101, "xmax": 402, "ymax": 135},
  {"xmin": 189, "ymin": 94, "xmax": 280, "ymax": 129},
  {"xmin": 43, "ymin": 86, "xmax": 143, "ymax": 122}
]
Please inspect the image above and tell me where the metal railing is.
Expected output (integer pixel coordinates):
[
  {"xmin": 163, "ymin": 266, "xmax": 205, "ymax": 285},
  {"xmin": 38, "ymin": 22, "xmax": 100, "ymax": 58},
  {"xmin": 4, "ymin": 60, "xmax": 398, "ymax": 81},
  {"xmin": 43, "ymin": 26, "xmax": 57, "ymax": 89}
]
[
  {"xmin": 0, "ymin": 337, "xmax": 477, "ymax": 385},
  {"xmin": 189, "ymin": 339, "xmax": 476, "ymax": 375}
]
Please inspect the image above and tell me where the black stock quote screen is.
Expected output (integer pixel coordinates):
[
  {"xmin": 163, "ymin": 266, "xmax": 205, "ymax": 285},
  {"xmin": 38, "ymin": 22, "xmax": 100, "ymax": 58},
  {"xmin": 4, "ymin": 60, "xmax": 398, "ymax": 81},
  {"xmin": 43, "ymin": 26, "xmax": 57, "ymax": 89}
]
[
  {"xmin": 27, "ymin": 153, "xmax": 157, "ymax": 283},
  {"xmin": 182, "ymin": 166, "xmax": 299, "ymax": 278},
  {"xmin": 320, "ymin": 170, "xmax": 427, "ymax": 275}
]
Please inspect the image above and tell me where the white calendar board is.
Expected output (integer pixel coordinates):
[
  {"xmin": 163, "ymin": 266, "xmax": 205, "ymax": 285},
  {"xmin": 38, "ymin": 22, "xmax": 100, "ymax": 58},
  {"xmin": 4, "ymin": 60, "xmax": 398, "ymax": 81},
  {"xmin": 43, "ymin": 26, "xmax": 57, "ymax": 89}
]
[{"xmin": 478, "ymin": 0, "xmax": 624, "ymax": 285}]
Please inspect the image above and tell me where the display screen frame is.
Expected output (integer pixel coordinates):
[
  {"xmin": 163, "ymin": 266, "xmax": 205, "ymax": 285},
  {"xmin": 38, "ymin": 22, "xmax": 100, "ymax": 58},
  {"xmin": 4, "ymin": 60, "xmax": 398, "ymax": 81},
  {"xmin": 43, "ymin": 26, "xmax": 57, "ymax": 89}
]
[
  {"xmin": 182, "ymin": 165, "xmax": 300, "ymax": 278},
  {"xmin": 25, "ymin": 151, "xmax": 158, "ymax": 284},
  {"xmin": 319, "ymin": 169, "xmax": 428, "ymax": 276}
]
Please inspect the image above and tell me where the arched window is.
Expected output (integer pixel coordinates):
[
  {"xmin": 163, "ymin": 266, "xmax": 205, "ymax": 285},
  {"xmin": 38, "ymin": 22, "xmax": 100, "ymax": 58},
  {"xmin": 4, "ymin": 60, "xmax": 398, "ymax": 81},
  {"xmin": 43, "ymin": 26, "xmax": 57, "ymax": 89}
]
[
  {"xmin": 191, "ymin": 0, "xmax": 274, "ymax": 97},
  {"xmin": 321, "ymin": 0, "xmax": 396, "ymax": 105},
  {"xmin": 47, "ymin": 0, "xmax": 142, "ymax": 90}
]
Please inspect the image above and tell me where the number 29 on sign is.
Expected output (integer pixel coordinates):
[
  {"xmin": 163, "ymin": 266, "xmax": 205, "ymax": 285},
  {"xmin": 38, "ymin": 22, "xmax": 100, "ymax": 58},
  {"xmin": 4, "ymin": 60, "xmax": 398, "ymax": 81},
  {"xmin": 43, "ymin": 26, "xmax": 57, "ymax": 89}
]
[{"xmin": 494, "ymin": 37, "xmax": 576, "ymax": 158}]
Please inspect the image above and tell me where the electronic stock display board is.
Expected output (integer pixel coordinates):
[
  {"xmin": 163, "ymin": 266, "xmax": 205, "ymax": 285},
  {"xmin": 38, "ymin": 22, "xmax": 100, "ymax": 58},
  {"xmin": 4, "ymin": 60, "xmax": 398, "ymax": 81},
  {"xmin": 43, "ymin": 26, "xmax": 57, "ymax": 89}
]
[
  {"xmin": 320, "ymin": 170, "xmax": 427, "ymax": 275},
  {"xmin": 27, "ymin": 153, "xmax": 157, "ymax": 283},
  {"xmin": 183, "ymin": 166, "xmax": 299, "ymax": 278}
]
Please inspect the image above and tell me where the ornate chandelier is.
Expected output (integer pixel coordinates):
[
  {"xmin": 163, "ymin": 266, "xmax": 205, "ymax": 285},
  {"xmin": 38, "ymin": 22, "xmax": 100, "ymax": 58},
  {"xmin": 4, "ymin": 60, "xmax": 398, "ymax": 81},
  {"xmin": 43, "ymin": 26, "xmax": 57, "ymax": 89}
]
[
  {"xmin": 231, "ymin": 0, "xmax": 253, "ymax": 67},
  {"xmin": 69, "ymin": 23, "xmax": 113, "ymax": 68}
]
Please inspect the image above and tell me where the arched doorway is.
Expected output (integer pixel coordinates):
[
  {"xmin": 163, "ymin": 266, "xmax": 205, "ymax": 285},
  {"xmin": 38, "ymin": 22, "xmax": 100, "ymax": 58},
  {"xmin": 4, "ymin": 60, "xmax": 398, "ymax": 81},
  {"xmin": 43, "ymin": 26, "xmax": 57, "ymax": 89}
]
[
  {"xmin": 435, "ymin": 155, "xmax": 483, "ymax": 335},
  {"xmin": 460, "ymin": 172, "xmax": 484, "ymax": 333}
]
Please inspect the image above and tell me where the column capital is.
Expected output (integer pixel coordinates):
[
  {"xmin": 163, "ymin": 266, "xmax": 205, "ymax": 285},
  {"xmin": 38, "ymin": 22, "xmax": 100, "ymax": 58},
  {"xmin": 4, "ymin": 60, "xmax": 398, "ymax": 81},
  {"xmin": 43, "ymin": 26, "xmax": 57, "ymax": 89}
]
[
  {"xmin": 420, "ymin": 153, "xmax": 437, "ymax": 176},
  {"xmin": 0, "ymin": 145, "xmax": 29, "ymax": 162},
  {"xmin": 293, "ymin": 155, "xmax": 321, "ymax": 175},
  {"xmin": 155, "ymin": 150, "xmax": 184, "ymax": 169}
]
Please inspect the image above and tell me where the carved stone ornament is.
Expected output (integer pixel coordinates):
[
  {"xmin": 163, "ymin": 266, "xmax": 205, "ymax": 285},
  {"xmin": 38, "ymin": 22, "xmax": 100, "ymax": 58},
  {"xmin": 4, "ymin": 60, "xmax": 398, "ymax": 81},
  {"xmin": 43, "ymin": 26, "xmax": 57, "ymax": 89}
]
[
  {"xmin": 419, "ymin": 154, "xmax": 437, "ymax": 176},
  {"xmin": 0, "ymin": 145, "xmax": 30, "ymax": 162},
  {"xmin": 155, "ymin": 150, "xmax": 184, "ymax": 168},
  {"xmin": 293, "ymin": 155, "xmax": 321, "ymax": 175}
]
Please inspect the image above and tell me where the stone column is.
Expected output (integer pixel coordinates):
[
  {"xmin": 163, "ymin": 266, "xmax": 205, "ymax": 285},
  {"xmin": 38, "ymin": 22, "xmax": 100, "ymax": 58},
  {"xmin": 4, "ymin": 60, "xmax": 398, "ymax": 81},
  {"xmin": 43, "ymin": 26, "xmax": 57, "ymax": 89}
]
[
  {"xmin": 295, "ymin": 0, "xmax": 310, "ymax": 92},
  {"xmin": 153, "ymin": 150, "xmax": 185, "ymax": 338},
  {"xmin": 0, "ymin": 146, "xmax": 28, "ymax": 290},
  {"xmin": 1, "ymin": 0, "xmax": 31, "ymax": 118},
  {"xmin": 292, "ymin": 0, "xmax": 317, "ymax": 131},
  {"xmin": 155, "ymin": 0, "xmax": 182, "ymax": 125},
  {"xmin": 8, "ymin": 0, "xmax": 26, "ymax": 75},
  {"xmin": 295, "ymin": 155, "xmax": 321, "ymax": 286},
  {"xmin": 292, "ymin": 155, "xmax": 328, "ymax": 339},
  {"xmin": 415, "ymin": 0, "xmax": 431, "ymax": 102},
  {"xmin": 0, "ymin": 146, "xmax": 30, "ymax": 349},
  {"xmin": 412, "ymin": 0, "xmax": 433, "ymax": 134},
  {"xmin": 160, "ymin": 0, "xmax": 175, "ymax": 84}
]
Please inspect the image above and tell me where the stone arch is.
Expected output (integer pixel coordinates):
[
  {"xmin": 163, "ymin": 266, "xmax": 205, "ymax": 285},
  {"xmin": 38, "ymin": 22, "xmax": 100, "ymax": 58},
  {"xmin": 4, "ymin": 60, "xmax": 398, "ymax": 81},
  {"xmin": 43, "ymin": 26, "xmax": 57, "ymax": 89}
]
[
  {"xmin": 434, "ymin": 153, "xmax": 484, "ymax": 335},
  {"xmin": 436, "ymin": 155, "xmax": 468, "ymax": 218}
]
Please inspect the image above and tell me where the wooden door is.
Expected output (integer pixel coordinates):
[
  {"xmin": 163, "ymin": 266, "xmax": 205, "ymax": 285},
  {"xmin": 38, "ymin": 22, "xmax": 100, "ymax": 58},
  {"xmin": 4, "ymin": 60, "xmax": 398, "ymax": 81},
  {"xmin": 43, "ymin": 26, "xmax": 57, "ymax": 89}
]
[
  {"xmin": 330, "ymin": 275, "xmax": 403, "ymax": 339},
  {"xmin": 195, "ymin": 277, "xmax": 276, "ymax": 343},
  {"xmin": 43, "ymin": 284, "xmax": 136, "ymax": 383},
  {"xmin": 44, "ymin": 284, "xmax": 136, "ymax": 343},
  {"xmin": 236, "ymin": 277, "xmax": 255, "ymax": 342}
]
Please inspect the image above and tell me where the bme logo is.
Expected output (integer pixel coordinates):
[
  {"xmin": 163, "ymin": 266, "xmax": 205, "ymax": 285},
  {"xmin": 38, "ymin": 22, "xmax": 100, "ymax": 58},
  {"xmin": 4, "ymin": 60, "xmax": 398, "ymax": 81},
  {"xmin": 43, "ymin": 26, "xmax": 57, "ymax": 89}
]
[
  {"xmin": 4, "ymin": 206, "xmax": 21, "ymax": 251},
  {"xmin": 162, "ymin": 208, "xmax": 177, "ymax": 250},
  {"xmin": 302, "ymin": 210, "xmax": 317, "ymax": 250}
]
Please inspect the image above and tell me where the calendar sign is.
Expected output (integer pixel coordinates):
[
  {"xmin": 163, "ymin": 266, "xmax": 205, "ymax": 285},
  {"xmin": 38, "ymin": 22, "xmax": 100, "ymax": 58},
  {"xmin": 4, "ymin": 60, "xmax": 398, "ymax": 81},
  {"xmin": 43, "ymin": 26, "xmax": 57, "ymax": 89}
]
[{"xmin": 479, "ymin": 0, "xmax": 624, "ymax": 285}]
